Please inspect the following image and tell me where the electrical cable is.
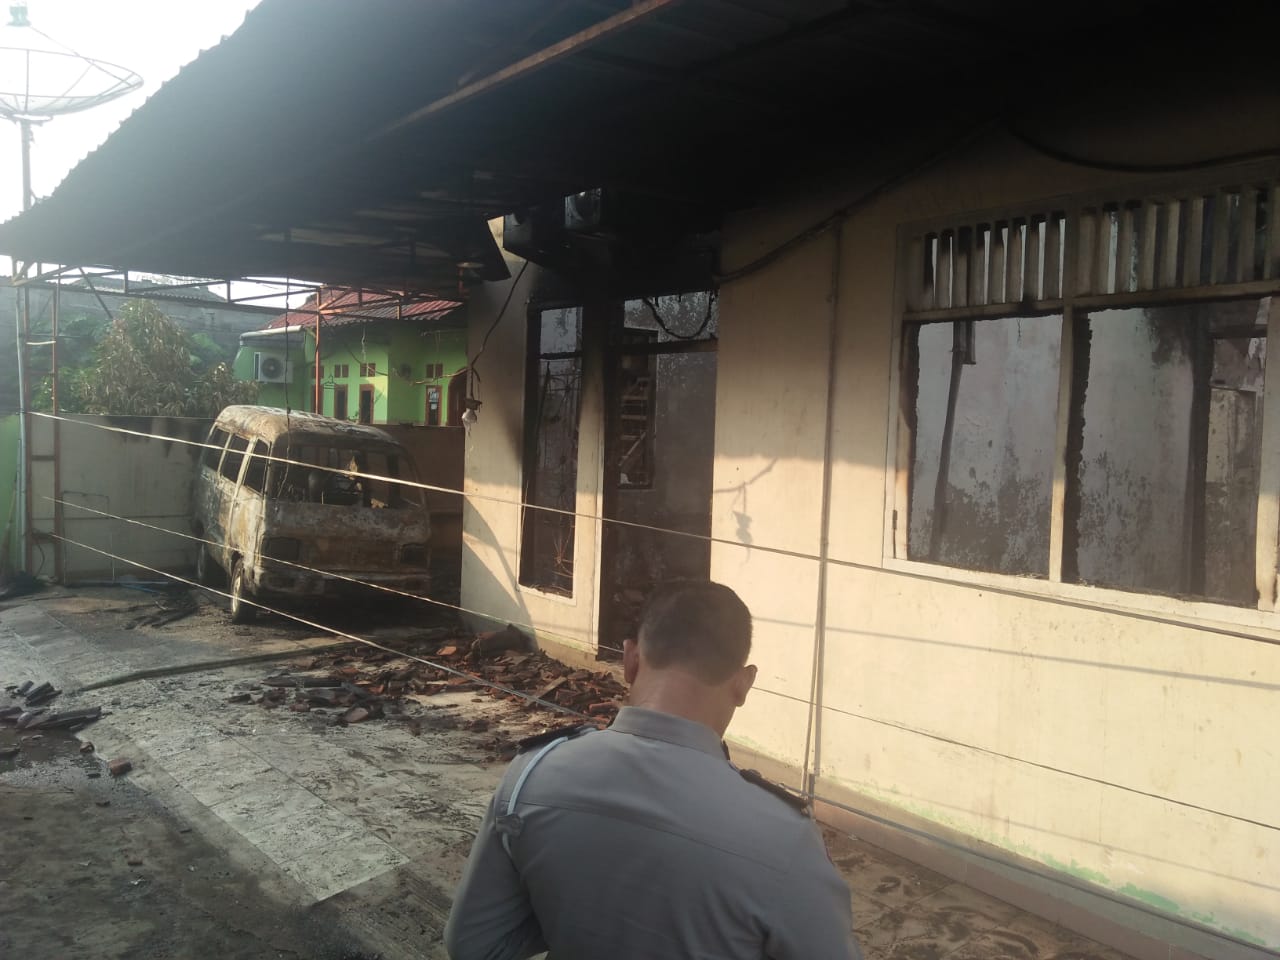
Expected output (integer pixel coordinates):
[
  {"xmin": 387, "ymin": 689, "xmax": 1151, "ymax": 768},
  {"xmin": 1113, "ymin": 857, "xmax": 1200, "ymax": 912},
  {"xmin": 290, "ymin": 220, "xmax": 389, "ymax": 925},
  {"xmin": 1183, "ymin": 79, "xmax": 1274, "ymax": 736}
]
[
  {"xmin": 640, "ymin": 292, "xmax": 715, "ymax": 341},
  {"xmin": 29, "ymin": 409, "xmax": 1280, "ymax": 651},
  {"xmin": 714, "ymin": 122, "xmax": 996, "ymax": 285},
  {"xmin": 468, "ymin": 259, "xmax": 530, "ymax": 405},
  {"xmin": 1004, "ymin": 122, "xmax": 1280, "ymax": 175},
  {"xmin": 45, "ymin": 496, "xmax": 1280, "ymax": 836}
]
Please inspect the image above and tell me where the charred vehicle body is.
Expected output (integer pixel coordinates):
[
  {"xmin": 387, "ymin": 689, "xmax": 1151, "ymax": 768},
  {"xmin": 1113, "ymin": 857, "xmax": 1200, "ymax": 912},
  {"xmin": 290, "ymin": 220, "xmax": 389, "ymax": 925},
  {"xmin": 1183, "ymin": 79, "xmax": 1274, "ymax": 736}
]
[{"xmin": 192, "ymin": 406, "xmax": 431, "ymax": 621}]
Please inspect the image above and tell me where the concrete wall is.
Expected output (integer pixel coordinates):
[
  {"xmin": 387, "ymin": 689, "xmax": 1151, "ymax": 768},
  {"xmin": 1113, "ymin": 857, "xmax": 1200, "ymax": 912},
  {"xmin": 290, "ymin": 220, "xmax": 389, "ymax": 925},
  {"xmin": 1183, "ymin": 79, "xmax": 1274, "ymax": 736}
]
[
  {"xmin": 26, "ymin": 415, "xmax": 212, "ymax": 581},
  {"xmin": 0, "ymin": 415, "xmax": 19, "ymax": 572},
  {"xmin": 459, "ymin": 249, "xmax": 609, "ymax": 665},
  {"xmin": 460, "ymin": 109, "xmax": 1280, "ymax": 949},
  {"xmin": 710, "ymin": 123, "xmax": 1280, "ymax": 949}
]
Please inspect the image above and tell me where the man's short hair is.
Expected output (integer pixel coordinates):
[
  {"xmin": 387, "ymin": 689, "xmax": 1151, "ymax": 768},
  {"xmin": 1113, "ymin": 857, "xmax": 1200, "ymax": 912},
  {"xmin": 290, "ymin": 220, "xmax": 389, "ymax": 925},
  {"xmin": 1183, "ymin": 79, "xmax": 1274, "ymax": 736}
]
[{"xmin": 637, "ymin": 580, "xmax": 752, "ymax": 684}]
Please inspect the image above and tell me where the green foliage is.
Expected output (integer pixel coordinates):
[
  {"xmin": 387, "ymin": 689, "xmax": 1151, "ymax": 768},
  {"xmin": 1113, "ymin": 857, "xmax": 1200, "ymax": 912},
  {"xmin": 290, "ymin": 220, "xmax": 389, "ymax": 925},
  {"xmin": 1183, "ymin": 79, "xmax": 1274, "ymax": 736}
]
[{"xmin": 48, "ymin": 300, "xmax": 257, "ymax": 418}]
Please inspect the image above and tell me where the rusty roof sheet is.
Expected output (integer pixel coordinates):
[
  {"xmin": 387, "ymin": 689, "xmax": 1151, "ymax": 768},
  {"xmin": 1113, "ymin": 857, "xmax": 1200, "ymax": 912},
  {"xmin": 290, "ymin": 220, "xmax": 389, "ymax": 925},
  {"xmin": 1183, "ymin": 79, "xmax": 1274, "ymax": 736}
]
[{"xmin": 266, "ymin": 288, "xmax": 461, "ymax": 330}]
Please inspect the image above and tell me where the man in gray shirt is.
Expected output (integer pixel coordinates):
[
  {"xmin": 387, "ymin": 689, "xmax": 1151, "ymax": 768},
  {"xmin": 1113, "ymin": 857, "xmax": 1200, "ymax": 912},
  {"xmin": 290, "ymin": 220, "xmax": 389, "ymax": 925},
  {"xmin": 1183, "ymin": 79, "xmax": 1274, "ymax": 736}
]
[{"xmin": 445, "ymin": 580, "xmax": 862, "ymax": 959}]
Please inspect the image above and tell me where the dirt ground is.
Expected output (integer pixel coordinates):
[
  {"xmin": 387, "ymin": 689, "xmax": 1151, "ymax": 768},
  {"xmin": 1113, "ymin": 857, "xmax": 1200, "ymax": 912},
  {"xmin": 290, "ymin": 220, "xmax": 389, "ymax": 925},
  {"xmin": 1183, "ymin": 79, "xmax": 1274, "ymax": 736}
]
[
  {"xmin": 0, "ymin": 583, "xmax": 1139, "ymax": 960},
  {"xmin": 0, "ymin": 726, "xmax": 368, "ymax": 959}
]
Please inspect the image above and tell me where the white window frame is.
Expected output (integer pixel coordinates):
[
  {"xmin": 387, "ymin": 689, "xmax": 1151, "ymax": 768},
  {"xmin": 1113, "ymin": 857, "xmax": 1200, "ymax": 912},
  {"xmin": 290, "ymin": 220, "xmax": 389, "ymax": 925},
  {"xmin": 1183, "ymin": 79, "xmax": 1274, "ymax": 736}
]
[{"xmin": 883, "ymin": 162, "xmax": 1280, "ymax": 624}]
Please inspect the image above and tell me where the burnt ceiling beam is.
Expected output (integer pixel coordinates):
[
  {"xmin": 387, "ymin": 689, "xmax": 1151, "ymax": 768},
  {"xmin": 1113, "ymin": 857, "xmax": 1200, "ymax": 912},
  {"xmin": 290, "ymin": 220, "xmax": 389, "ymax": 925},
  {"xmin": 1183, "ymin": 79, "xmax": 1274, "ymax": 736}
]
[
  {"xmin": 454, "ymin": 0, "xmax": 585, "ymax": 87},
  {"xmin": 374, "ymin": 0, "xmax": 685, "ymax": 139},
  {"xmin": 565, "ymin": 49, "xmax": 793, "ymax": 112}
]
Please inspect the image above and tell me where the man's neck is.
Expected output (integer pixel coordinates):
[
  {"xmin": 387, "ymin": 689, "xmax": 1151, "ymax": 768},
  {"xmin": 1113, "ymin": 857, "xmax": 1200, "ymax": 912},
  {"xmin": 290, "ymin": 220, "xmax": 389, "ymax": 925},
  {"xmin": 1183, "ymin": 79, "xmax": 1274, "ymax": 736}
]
[{"xmin": 627, "ymin": 670, "xmax": 732, "ymax": 737}]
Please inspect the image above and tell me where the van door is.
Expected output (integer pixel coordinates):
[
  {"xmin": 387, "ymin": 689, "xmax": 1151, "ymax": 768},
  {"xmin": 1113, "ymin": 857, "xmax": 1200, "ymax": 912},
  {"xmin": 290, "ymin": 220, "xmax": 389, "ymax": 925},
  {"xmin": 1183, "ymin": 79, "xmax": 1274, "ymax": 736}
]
[
  {"xmin": 225, "ymin": 439, "xmax": 269, "ymax": 580},
  {"xmin": 196, "ymin": 427, "xmax": 230, "ymax": 557}
]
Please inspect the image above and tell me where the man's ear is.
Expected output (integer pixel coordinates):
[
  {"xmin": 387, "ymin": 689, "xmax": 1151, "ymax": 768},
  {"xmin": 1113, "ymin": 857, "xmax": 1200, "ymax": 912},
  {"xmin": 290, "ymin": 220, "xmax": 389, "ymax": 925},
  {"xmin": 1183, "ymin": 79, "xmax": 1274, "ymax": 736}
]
[
  {"xmin": 623, "ymin": 638, "xmax": 640, "ymax": 685},
  {"xmin": 731, "ymin": 663, "xmax": 757, "ymax": 707}
]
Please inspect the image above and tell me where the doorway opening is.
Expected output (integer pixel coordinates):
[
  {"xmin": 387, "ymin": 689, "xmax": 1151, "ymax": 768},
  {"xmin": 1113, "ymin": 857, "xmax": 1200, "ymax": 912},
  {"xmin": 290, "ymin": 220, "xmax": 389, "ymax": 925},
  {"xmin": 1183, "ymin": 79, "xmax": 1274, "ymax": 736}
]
[{"xmin": 599, "ymin": 292, "xmax": 718, "ymax": 657}]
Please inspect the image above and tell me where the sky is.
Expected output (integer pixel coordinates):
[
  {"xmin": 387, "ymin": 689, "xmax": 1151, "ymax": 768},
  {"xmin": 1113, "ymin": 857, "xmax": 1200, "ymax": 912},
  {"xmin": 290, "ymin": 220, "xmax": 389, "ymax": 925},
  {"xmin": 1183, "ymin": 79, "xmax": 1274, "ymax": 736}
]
[{"xmin": 0, "ymin": 0, "xmax": 263, "ymax": 223}]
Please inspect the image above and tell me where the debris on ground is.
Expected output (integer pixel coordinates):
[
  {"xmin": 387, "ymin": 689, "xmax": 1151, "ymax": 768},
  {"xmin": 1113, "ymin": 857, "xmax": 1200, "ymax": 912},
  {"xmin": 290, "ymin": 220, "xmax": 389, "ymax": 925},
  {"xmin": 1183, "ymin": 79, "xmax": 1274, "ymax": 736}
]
[
  {"xmin": 3, "ymin": 682, "xmax": 106, "ymax": 735},
  {"xmin": 225, "ymin": 626, "xmax": 628, "ymax": 740},
  {"xmin": 125, "ymin": 590, "xmax": 199, "ymax": 629},
  {"xmin": 108, "ymin": 758, "xmax": 133, "ymax": 777},
  {"xmin": 0, "ymin": 571, "xmax": 44, "ymax": 602}
]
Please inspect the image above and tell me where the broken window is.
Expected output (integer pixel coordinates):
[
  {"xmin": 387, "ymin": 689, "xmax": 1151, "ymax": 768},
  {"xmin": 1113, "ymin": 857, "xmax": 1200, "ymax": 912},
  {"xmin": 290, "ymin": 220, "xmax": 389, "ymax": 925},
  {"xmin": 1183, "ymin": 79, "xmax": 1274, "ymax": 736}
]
[
  {"xmin": 269, "ymin": 444, "xmax": 423, "ymax": 509},
  {"xmin": 1065, "ymin": 299, "xmax": 1268, "ymax": 605},
  {"xmin": 907, "ymin": 315, "xmax": 1062, "ymax": 576},
  {"xmin": 617, "ymin": 328, "xmax": 656, "ymax": 489},
  {"xmin": 242, "ymin": 441, "xmax": 268, "ymax": 494},
  {"xmin": 221, "ymin": 435, "xmax": 249, "ymax": 483},
  {"xmin": 520, "ymin": 307, "xmax": 583, "ymax": 596},
  {"xmin": 203, "ymin": 428, "xmax": 229, "ymax": 471}
]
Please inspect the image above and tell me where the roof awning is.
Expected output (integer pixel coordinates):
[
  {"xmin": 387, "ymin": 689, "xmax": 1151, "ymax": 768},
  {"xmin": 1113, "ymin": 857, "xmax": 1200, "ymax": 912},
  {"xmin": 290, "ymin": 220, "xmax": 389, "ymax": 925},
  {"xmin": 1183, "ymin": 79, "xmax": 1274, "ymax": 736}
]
[{"xmin": 0, "ymin": 0, "xmax": 1175, "ymax": 295}]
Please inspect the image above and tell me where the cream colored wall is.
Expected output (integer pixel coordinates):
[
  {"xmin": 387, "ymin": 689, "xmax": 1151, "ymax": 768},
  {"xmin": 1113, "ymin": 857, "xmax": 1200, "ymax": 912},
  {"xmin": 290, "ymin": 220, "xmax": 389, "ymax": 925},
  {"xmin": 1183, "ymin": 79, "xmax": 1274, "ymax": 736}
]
[
  {"xmin": 713, "ymin": 129, "xmax": 1280, "ymax": 947},
  {"xmin": 29, "ymin": 415, "xmax": 212, "ymax": 580},
  {"xmin": 459, "ymin": 254, "xmax": 605, "ymax": 667}
]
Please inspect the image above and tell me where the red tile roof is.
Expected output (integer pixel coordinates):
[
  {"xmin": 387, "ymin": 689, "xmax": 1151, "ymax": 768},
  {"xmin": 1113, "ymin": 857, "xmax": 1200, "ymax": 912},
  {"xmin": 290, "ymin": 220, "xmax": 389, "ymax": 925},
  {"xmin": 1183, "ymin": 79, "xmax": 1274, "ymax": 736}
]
[{"xmin": 265, "ymin": 287, "xmax": 461, "ymax": 329}]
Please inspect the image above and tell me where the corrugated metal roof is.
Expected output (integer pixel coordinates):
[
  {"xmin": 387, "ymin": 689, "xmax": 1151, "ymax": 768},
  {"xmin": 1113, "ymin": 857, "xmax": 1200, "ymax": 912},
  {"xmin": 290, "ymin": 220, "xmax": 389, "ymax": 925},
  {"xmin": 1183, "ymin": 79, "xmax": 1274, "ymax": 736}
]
[
  {"xmin": 265, "ymin": 288, "xmax": 461, "ymax": 330},
  {"xmin": 0, "ymin": 0, "xmax": 1170, "ymax": 291}
]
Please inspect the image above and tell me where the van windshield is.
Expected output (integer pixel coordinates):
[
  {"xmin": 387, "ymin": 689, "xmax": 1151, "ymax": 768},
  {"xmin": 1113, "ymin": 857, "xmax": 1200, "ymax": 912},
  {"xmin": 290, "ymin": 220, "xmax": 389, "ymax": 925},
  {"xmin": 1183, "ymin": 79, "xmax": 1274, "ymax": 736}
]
[{"xmin": 267, "ymin": 443, "xmax": 424, "ymax": 510}]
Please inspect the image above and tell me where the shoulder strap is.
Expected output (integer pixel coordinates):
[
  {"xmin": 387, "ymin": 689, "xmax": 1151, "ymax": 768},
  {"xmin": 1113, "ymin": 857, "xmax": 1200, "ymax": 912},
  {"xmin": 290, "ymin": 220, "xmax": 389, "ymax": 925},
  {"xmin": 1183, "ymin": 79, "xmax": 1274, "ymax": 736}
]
[
  {"xmin": 498, "ymin": 724, "xmax": 598, "ymax": 857},
  {"xmin": 738, "ymin": 767, "xmax": 811, "ymax": 816}
]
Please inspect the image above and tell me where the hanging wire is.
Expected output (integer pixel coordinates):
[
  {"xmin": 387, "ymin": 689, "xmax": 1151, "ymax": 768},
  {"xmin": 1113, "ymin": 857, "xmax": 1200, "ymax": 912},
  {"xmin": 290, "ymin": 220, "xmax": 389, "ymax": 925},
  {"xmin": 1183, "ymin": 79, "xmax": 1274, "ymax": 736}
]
[
  {"xmin": 40, "ymin": 502, "xmax": 1280, "ymax": 836},
  {"xmin": 27, "ymin": 409, "xmax": 1280, "ymax": 651},
  {"xmin": 640, "ymin": 292, "xmax": 715, "ymax": 340}
]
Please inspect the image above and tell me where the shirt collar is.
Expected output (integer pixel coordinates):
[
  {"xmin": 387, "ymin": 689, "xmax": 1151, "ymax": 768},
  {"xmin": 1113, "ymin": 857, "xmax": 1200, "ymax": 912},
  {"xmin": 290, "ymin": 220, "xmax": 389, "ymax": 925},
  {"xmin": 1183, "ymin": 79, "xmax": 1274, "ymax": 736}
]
[{"xmin": 609, "ymin": 706, "xmax": 726, "ymax": 759}]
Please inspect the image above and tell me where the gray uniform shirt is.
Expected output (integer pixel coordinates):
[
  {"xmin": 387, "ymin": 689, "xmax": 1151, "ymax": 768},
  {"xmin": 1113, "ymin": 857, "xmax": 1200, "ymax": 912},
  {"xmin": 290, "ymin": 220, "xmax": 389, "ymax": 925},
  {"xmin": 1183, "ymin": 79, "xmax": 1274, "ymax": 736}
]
[{"xmin": 444, "ymin": 706, "xmax": 861, "ymax": 960}]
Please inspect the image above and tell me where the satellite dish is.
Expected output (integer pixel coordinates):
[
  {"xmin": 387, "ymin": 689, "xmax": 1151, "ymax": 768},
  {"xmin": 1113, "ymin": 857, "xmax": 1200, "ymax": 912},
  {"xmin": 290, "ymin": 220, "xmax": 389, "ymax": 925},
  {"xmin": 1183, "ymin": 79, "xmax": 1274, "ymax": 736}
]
[
  {"xmin": 0, "ymin": 3, "xmax": 142, "ymax": 209},
  {"xmin": 0, "ymin": 5, "xmax": 142, "ymax": 121}
]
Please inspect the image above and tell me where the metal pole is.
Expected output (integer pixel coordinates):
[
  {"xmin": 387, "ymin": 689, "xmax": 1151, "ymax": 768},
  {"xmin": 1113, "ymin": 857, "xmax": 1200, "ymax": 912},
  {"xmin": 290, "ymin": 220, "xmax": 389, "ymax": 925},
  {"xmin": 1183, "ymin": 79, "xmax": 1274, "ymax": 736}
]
[
  {"xmin": 19, "ymin": 118, "xmax": 31, "ymax": 210},
  {"xmin": 51, "ymin": 276, "xmax": 62, "ymax": 582},
  {"xmin": 16, "ymin": 118, "xmax": 34, "ymax": 572},
  {"xmin": 314, "ymin": 304, "xmax": 322, "ymax": 413}
]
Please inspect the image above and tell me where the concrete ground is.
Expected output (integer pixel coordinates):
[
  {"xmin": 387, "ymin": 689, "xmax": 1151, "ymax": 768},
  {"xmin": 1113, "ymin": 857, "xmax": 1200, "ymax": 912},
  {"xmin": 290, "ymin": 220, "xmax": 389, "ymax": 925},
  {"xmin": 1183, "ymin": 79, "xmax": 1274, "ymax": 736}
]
[{"xmin": 0, "ymin": 586, "xmax": 1136, "ymax": 960}]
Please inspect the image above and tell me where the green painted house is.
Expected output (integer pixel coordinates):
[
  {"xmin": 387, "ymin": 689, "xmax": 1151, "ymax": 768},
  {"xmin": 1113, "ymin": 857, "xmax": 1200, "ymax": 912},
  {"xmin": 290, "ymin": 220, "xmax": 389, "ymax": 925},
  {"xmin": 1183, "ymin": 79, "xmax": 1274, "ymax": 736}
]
[{"xmin": 234, "ymin": 289, "xmax": 469, "ymax": 426}]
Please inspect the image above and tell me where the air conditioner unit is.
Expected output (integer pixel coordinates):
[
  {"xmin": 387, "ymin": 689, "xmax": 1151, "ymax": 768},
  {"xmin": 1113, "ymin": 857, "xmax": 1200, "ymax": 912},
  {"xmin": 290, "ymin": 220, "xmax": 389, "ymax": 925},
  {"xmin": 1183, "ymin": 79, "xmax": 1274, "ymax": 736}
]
[{"xmin": 256, "ymin": 354, "xmax": 291, "ymax": 383}]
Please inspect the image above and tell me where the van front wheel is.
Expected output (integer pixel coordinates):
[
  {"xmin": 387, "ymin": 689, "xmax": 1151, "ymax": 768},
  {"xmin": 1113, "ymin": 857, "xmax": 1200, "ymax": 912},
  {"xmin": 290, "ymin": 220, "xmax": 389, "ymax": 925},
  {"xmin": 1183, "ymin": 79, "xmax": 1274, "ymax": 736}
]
[{"xmin": 229, "ymin": 559, "xmax": 254, "ymax": 624}]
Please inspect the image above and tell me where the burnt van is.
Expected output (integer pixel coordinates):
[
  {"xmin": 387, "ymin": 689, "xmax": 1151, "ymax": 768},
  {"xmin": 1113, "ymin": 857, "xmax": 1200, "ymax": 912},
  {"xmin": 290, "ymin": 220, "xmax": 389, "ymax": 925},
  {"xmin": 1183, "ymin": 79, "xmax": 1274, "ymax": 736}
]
[{"xmin": 192, "ymin": 406, "xmax": 431, "ymax": 622}]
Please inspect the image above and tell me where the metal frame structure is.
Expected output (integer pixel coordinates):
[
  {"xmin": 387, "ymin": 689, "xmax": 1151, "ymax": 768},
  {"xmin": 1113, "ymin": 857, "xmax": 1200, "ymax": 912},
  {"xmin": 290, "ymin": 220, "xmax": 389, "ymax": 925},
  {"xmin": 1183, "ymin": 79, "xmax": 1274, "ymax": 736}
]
[{"xmin": 9, "ymin": 258, "xmax": 469, "ymax": 577}]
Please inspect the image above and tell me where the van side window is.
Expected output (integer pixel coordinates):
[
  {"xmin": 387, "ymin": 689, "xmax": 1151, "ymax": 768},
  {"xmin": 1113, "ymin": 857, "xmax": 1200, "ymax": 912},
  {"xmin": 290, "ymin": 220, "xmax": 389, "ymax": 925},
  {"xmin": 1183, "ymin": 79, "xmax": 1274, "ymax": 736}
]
[
  {"xmin": 221, "ymin": 435, "xmax": 249, "ymax": 483},
  {"xmin": 203, "ymin": 428, "xmax": 229, "ymax": 471},
  {"xmin": 242, "ymin": 441, "xmax": 268, "ymax": 494}
]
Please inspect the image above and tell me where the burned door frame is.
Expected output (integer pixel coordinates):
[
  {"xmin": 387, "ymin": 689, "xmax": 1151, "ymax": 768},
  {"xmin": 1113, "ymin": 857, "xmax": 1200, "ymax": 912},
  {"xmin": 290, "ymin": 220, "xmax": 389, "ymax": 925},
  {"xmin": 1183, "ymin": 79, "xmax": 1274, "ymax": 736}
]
[{"xmin": 598, "ymin": 304, "xmax": 718, "ymax": 657}]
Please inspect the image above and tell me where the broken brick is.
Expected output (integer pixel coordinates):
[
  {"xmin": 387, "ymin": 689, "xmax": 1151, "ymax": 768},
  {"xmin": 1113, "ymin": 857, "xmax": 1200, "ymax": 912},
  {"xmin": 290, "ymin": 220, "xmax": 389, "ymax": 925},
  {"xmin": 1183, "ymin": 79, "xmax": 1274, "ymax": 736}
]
[
  {"xmin": 108, "ymin": 758, "xmax": 133, "ymax": 777},
  {"xmin": 341, "ymin": 706, "xmax": 370, "ymax": 724},
  {"xmin": 80, "ymin": 742, "xmax": 95, "ymax": 754}
]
